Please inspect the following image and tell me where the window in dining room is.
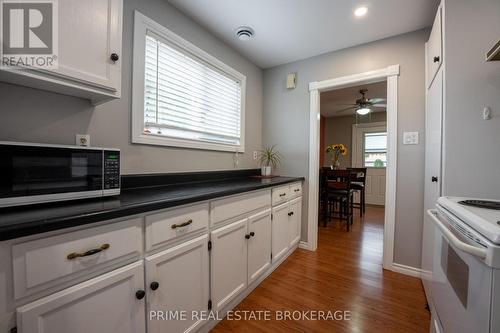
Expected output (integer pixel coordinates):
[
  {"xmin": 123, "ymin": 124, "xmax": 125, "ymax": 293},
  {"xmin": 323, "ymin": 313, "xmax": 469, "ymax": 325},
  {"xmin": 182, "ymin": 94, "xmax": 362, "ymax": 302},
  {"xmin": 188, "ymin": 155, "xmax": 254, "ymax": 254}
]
[{"xmin": 363, "ymin": 132, "xmax": 387, "ymax": 167}]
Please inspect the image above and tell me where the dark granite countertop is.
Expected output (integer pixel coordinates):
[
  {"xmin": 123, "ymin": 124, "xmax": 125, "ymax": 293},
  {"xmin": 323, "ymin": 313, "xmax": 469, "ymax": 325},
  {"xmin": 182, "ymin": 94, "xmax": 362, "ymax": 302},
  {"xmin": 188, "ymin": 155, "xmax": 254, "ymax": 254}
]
[{"xmin": 0, "ymin": 172, "xmax": 303, "ymax": 241}]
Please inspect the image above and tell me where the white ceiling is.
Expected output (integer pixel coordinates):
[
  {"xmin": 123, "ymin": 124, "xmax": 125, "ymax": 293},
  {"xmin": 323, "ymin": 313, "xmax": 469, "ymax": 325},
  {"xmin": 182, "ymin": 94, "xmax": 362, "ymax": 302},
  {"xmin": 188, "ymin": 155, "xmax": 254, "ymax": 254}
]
[
  {"xmin": 168, "ymin": 0, "xmax": 438, "ymax": 68},
  {"xmin": 320, "ymin": 81, "xmax": 387, "ymax": 117}
]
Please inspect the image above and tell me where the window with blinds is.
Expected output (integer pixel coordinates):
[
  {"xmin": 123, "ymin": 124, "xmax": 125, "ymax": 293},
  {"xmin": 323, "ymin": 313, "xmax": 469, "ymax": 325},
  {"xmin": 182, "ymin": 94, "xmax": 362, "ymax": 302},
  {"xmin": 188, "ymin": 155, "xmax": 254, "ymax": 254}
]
[{"xmin": 142, "ymin": 32, "xmax": 244, "ymax": 148}]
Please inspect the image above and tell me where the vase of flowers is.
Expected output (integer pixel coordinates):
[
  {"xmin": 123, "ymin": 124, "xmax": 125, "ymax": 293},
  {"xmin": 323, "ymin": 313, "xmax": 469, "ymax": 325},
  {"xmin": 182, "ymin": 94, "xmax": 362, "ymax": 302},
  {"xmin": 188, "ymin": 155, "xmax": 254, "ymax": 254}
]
[
  {"xmin": 325, "ymin": 144, "xmax": 348, "ymax": 169},
  {"xmin": 258, "ymin": 145, "xmax": 282, "ymax": 176}
]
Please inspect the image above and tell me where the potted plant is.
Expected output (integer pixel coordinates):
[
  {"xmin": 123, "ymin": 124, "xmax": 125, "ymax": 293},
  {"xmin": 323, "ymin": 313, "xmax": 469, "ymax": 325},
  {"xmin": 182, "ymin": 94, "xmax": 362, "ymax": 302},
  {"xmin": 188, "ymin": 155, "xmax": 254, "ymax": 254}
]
[
  {"xmin": 325, "ymin": 144, "xmax": 348, "ymax": 169},
  {"xmin": 258, "ymin": 145, "xmax": 282, "ymax": 176}
]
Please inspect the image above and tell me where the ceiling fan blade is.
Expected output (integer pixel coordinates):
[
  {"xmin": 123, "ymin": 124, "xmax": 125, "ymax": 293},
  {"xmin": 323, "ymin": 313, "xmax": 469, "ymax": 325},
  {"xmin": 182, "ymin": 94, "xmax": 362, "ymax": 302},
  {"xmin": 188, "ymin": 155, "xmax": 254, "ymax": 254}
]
[
  {"xmin": 368, "ymin": 98, "xmax": 386, "ymax": 104},
  {"xmin": 335, "ymin": 106, "xmax": 357, "ymax": 114},
  {"xmin": 372, "ymin": 104, "xmax": 387, "ymax": 108}
]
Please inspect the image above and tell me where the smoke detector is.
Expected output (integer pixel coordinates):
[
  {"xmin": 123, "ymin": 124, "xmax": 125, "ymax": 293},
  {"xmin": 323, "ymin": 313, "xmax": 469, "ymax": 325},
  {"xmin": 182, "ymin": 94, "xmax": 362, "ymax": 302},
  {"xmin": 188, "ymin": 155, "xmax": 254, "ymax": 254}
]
[{"xmin": 236, "ymin": 26, "xmax": 254, "ymax": 41}]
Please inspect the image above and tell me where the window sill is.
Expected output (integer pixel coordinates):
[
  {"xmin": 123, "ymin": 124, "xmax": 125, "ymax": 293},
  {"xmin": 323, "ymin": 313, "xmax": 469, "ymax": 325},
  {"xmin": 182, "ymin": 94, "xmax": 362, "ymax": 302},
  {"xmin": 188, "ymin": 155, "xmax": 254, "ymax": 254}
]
[{"xmin": 132, "ymin": 133, "xmax": 244, "ymax": 153}]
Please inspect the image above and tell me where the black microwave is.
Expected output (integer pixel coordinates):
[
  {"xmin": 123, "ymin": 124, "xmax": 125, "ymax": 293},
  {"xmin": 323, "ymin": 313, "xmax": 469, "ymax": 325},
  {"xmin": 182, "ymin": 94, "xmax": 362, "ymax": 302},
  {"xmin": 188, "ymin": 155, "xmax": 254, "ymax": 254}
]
[{"xmin": 0, "ymin": 141, "xmax": 120, "ymax": 207}]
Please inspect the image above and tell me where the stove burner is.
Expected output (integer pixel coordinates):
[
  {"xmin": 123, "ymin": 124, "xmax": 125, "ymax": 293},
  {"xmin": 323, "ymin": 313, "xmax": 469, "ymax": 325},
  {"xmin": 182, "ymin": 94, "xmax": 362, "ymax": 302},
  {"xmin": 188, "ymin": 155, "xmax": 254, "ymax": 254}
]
[{"xmin": 459, "ymin": 200, "xmax": 500, "ymax": 210}]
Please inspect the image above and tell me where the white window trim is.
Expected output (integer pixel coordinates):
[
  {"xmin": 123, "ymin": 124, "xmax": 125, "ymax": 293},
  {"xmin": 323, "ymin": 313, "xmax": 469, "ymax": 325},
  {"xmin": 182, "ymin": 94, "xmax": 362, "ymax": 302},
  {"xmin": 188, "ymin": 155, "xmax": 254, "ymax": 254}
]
[{"xmin": 132, "ymin": 11, "xmax": 246, "ymax": 152}]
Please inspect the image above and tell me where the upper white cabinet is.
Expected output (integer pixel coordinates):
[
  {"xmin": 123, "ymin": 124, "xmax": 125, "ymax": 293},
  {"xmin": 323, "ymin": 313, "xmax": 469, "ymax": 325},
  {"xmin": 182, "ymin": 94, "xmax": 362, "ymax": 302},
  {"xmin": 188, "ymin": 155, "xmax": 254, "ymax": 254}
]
[
  {"xmin": 0, "ymin": 0, "xmax": 123, "ymax": 104},
  {"xmin": 17, "ymin": 261, "xmax": 145, "ymax": 333},
  {"xmin": 145, "ymin": 234, "xmax": 209, "ymax": 333},
  {"xmin": 426, "ymin": 6, "xmax": 443, "ymax": 88}
]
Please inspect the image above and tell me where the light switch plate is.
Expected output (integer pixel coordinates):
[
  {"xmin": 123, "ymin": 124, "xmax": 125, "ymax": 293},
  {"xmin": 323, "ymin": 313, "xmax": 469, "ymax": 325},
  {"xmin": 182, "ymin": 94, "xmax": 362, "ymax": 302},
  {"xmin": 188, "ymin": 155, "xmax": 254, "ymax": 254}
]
[{"xmin": 403, "ymin": 132, "xmax": 419, "ymax": 145}]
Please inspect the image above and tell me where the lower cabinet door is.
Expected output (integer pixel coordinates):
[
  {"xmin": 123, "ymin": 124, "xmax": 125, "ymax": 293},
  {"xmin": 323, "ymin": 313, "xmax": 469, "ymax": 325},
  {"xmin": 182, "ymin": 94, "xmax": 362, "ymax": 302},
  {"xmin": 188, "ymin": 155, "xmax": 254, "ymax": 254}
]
[
  {"xmin": 272, "ymin": 202, "xmax": 290, "ymax": 263},
  {"xmin": 289, "ymin": 197, "xmax": 302, "ymax": 246},
  {"xmin": 247, "ymin": 209, "xmax": 272, "ymax": 284},
  {"xmin": 16, "ymin": 261, "xmax": 146, "ymax": 333},
  {"xmin": 211, "ymin": 218, "xmax": 248, "ymax": 311},
  {"xmin": 145, "ymin": 234, "xmax": 209, "ymax": 333}
]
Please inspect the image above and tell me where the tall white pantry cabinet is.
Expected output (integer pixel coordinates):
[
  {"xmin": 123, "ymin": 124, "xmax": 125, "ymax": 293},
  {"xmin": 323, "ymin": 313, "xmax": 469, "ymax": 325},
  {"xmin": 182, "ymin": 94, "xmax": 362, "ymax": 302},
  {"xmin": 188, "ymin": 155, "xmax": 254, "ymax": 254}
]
[{"xmin": 421, "ymin": 2, "xmax": 445, "ymax": 332}]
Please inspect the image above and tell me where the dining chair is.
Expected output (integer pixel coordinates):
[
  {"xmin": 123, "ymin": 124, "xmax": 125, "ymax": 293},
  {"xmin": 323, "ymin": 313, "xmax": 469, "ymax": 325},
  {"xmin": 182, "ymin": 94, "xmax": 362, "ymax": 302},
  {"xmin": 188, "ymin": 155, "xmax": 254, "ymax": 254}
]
[
  {"xmin": 347, "ymin": 167, "xmax": 367, "ymax": 217},
  {"xmin": 323, "ymin": 169, "xmax": 354, "ymax": 231}
]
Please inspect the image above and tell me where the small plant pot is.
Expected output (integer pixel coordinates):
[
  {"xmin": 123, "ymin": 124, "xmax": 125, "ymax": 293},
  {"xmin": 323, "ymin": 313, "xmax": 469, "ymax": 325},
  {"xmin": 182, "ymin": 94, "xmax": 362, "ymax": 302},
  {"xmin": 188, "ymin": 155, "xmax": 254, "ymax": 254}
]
[{"xmin": 261, "ymin": 166, "xmax": 272, "ymax": 176}]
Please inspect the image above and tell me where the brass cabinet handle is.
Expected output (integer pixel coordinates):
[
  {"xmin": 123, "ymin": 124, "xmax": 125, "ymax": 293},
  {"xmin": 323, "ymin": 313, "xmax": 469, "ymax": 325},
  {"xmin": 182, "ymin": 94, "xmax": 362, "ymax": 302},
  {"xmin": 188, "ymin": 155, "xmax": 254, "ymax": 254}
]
[
  {"xmin": 171, "ymin": 219, "xmax": 193, "ymax": 229},
  {"xmin": 279, "ymin": 193, "xmax": 286, "ymax": 197},
  {"xmin": 294, "ymin": 189, "xmax": 300, "ymax": 192},
  {"xmin": 67, "ymin": 243, "xmax": 110, "ymax": 260}
]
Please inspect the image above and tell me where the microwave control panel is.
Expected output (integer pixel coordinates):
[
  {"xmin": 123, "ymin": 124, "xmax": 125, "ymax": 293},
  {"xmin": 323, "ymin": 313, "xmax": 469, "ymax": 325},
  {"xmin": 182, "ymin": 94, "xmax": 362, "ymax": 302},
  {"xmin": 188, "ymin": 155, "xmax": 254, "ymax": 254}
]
[{"xmin": 104, "ymin": 150, "xmax": 120, "ymax": 190}]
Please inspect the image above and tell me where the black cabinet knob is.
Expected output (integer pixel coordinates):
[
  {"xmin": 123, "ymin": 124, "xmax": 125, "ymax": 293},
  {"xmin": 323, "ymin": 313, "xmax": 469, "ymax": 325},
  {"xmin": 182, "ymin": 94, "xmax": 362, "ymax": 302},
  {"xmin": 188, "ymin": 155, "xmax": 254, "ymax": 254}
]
[
  {"xmin": 110, "ymin": 53, "xmax": 119, "ymax": 62},
  {"xmin": 135, "ymin": 290, "xmax": 146, "ymax": 300},
  {"xmin": 433, "ymin": 56, "xmax": 440, "ymax": 63},
  {"xmin": 150, "ymin": 281, "xmax": 160, "ymax": 291},
  {"xmin": 288, "ymin": 212, "xmax": 294, "ymax": 216},
  {"xmin": 245, "ymin": 234, "xmax": 250, "ymax": 239},
  {"xmin": 431, "ymin": 176, "xmax": 438, "ymax": 183},
  {"xmin": 249, "ymin": 232, "xmax": 255, "ymax": 237}
]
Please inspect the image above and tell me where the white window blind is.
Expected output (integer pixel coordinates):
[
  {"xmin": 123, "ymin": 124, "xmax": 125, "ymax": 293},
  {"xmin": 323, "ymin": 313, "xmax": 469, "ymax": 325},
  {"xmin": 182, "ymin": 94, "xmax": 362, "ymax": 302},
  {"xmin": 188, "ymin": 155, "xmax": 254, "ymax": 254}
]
[{"xmin": 143, "ymin": 33, "xmax": 243, "ymax": 147}]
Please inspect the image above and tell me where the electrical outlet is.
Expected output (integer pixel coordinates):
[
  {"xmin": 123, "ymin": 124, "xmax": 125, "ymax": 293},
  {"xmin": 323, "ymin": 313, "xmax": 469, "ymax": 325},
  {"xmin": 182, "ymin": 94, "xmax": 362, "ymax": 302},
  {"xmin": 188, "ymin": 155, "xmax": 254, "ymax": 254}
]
[
  {"xmin": 253, "ymin": 151, "xmax": 259, "ymax": 160},
  {"xmin": 76, "ymin": 134, "xmax": 90, "ymax": 147}
]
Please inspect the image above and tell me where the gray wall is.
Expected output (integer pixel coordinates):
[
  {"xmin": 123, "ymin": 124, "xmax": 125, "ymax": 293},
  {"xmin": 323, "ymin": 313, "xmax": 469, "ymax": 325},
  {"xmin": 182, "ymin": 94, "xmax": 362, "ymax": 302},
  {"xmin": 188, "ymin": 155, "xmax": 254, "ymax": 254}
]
[
  {"xmin": 0, "ymin": 0, "xmax": 263, "ymax": 175},
  {"xmin": 263, "ymin": 29, "xmax": 428, "ymax": 268},
  {"xmin": 323, "ymin": 113, "xmax": 387, "ymax": 168},
  {"xmin": 443, "ymin": 0, "xmax": 500, "ymax": 198}
]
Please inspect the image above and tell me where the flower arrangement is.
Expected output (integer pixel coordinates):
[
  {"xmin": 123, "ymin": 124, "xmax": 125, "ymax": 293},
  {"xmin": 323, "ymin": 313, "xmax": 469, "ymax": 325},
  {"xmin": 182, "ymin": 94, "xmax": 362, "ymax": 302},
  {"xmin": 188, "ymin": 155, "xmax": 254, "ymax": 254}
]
[{"xmin": 325, "ymin": 144, "xmax": 348, "ymax": 169}]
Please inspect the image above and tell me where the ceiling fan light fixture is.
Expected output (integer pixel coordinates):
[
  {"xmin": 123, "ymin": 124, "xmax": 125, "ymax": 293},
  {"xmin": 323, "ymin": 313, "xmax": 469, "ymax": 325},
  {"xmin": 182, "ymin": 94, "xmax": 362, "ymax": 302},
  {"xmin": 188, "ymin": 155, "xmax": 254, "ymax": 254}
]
[
  {"xmin": 354, "ymin": 6, "xmax": 368, "ymax": 17},
  {"xmin": 356, "ymin": 107, "xmax": 371, "ymax": 115}
]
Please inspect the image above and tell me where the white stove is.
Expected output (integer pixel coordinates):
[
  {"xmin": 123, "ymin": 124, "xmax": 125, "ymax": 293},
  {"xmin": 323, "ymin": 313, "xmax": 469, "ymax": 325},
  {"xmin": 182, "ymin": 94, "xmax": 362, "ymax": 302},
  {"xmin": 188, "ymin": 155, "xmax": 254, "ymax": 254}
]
[
  {"xmin": 438, "ymin": 197, "xmax": 500, "ymax": 245},
  {"xmin": 424, "ymin": 197, "xmax": 500, "ymax": 333}
]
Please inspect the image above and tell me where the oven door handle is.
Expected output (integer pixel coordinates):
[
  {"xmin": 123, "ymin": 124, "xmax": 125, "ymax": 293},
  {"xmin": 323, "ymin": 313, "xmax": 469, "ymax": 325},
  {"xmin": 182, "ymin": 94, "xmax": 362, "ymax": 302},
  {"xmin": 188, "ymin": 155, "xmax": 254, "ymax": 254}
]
[{"xmin": 427, "ymin": 209, "xmax": 487, "ymax": 259}]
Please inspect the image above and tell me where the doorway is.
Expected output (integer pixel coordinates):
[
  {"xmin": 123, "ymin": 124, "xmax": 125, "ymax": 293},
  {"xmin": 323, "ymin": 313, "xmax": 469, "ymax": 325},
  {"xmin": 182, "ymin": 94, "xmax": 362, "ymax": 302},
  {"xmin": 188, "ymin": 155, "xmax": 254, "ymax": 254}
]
[
  {"xmin": 306, "ymin": 65, "xmax": 399, "ymax": 271},
  {"xmin": 352, "ymin": 122, "xmax": 387, "ymax": 206}
]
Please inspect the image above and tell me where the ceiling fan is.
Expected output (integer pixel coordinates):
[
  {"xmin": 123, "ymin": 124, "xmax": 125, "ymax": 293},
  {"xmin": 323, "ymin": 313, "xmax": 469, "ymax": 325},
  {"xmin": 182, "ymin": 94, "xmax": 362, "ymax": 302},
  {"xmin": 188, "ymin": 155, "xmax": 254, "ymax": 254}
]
[{"xmin": 335, "ymin": 88, "xmax": 386, "ymax": 115}]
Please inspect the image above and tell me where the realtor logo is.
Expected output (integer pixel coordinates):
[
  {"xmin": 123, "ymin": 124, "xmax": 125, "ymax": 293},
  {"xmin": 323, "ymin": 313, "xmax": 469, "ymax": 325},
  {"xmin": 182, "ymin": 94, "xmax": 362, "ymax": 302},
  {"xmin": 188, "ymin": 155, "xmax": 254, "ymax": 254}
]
[{"xmin": 1, "ymin": 0, "xmax": 58, "ymax": 69}]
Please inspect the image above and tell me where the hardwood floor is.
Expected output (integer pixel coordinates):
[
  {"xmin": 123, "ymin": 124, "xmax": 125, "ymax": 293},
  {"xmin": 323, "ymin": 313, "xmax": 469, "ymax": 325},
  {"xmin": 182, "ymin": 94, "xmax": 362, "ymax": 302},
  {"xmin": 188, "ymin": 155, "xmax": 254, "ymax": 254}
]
[{"xmin": 211, "ymin": 205, "xmax": 430, "ymax": 333}]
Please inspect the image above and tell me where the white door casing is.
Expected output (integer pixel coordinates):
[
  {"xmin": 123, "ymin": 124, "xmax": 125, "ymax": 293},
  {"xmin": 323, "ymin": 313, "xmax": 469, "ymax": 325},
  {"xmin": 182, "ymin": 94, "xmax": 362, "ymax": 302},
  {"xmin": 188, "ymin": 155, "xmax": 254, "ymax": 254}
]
[
  {"xmin": 308, "ymin": 65, "xmax": 399, "ymax": 272},
  {"xmin": 352, "ymin": 123, "xmax": 387, "ymax": 206}
]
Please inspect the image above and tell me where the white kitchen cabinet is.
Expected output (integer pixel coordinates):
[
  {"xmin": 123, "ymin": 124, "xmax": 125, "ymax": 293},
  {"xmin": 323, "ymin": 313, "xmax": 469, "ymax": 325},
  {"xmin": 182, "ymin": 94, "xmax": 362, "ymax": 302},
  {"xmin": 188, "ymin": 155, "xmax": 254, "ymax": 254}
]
[
  {"xmin": 16, "ymin": 261, "xmax": 145, "ymax": 333},
  {"xmin": 422, "ymin": 68, "xmax": 443, "ymax": 303},
  {"xmin": 247, "ymin": 209, "xmax": 272, "ymax": 284},
  {"xmin": 288, "ymin": 197, "xmax": 302, "ymax": 247},
  {"xmin": 426, "ymin": 6, "xmax": 443, "ymax": 88},
  {"xmin": 210, "ymin": 218, "xmax": 248, "ymax": 311},
  {"xmin": 0, "ymin": 0, "xmax": 123, "ymax": 104},
  {"xmin": 145, "ymin": 234, "xmax": 209, "ymax": 333},
  {"xmin": 271, "ymin": 202, "xmax": 290, "ymax": 263}
]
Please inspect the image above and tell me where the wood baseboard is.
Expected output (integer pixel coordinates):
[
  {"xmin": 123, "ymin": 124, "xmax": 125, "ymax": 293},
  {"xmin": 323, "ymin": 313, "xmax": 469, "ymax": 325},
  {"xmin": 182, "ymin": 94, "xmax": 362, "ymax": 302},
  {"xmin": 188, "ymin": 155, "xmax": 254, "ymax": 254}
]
[{"xmin": 389, "ymin": 263, "xmax": 423, "ymax": 278}]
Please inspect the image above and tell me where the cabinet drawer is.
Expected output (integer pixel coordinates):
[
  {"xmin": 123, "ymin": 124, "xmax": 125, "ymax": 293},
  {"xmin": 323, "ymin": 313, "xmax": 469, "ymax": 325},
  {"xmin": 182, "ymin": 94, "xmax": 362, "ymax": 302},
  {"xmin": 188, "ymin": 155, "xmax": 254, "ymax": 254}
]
[
  {"xmin": 12, "ymin": 218, "xmax": 142, "ymax": 299},
  {"xmin": 289, "ymin": 183, "xmax": 302, "ymax": 199},
  {"xmin": 210, "ymin": 190, "xmax": 271, "ymax": 226},
  {"xmin": 145, "ymin": 203, "xmax": 209, "ymax": 252},
  {"xmin": 272, "ymin": 186, "xmax": 290, "ymax": 206}
]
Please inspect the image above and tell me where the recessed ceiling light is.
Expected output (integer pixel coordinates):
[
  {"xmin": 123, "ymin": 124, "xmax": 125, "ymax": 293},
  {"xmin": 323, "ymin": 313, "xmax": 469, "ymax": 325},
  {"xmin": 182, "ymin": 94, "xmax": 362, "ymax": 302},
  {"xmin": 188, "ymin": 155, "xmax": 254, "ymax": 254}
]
[
  {"xmin": 356, "ymin": 107, "xmax": 371, "ymax": 115},
  {"xmin": 236, "ymin": 26, "xmax": 254, "ymax": 41},
  {"xmin": 354, "ymin": 6, "xmax": 368, "ymax": 17}
]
